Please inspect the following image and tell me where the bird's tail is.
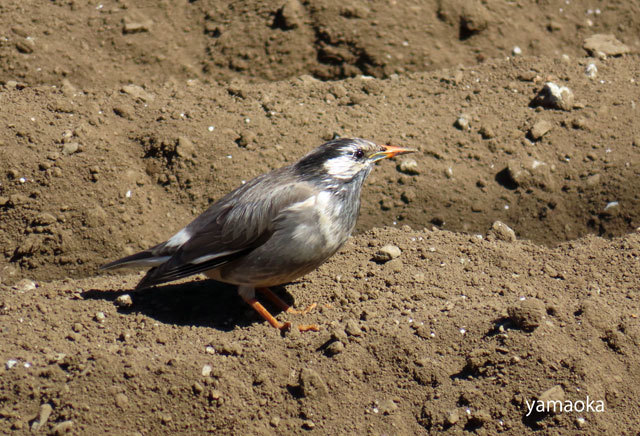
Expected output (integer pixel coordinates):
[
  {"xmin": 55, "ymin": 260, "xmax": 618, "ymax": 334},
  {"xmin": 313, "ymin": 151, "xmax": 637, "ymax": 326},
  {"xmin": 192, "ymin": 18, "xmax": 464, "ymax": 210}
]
[{"xmin": 100, "ymin": 250, "xmax": 170, "ymax": 271}]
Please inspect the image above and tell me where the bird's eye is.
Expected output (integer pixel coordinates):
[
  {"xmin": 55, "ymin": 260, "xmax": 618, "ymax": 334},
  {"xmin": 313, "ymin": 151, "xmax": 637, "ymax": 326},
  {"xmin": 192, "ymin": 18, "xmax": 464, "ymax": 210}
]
[{"xmin": 354, "ymin": 148, "xmax": 365, "ymax": 159}]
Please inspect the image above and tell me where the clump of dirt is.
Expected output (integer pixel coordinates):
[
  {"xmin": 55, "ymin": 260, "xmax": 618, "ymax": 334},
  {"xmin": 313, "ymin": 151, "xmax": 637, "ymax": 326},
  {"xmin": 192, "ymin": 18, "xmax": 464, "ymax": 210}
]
[{"xmin": 1, "ymin": 0, "xmax": 639, "ymax": 434}]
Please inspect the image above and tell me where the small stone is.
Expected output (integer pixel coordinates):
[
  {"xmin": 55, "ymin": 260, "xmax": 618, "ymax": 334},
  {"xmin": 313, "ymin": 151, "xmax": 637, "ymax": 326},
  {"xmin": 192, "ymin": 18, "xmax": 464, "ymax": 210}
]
[
  {"xmin": 115, "ymin": 294, "xmax": 133, "ymax": 308},
  {"xmin": 397, "ymin": 158, "xmax": 420, "ymax": 175},
  {"xmin": 270, "ymin": 416, "xmax": 281, "ymax": 427},
  {"xmin": 529, "ymin": 120, "xmax": 553, "ymax": 140},
  {"xmin": 571, "ymin": 117, "xmax": 590, "ymax": 130},
  {"xmin": 51, "ymin": 420, "xmax": 73, "ymax": 435},
  {"xmin": 123, "ymin": 16, "xmax": 152, "ymax": 34},
  {"xmin": 507, "ymin": 298, "xmax": 545, "ymax": 331},
  {"xmin": 454, "ymin": 115, "xmax": 470, "ymax": 130},
  {"xmin": 33, "ymin": 212, "xmax": 56, "ymax": 226},
  {"xmin": 445, "ymin": 409, "xmax": 460, "ymax": 425},
  {"xmin": 177, "ymin": 136, "xmax": 196, "ymax": 158},
  {"xmin": 299, "ymin": 368, "xmax": 328, "ymax": 398},
  {"xmin": 373, "ymin": 245, "xmax": 401, "ymax": 263},
  {"xmin": 115, "ymin": 393, "xmax": 129, "ymax": 409},
  {"xmin": 601, "ymin": 201, "xmax": 620, "ymax": 218},
  {"xmin": 274, "ymin": 0, "xmax": 304, "ymax": 29},
  {"xmin": 192, "ymin": 382, "xmax": 204, "ymax": 395},
  {"xmin": 94, "ymin": 311, "xmax": 106, "ymax": 322},
  {"xmin": 326, "ymin": 341, "xmax": 345, "ymax": 356},
  {"xmin": 401, "ymin": 189, "xmax": 416, "ymax": 203},
  {"xmin": 302, "ymin": 420, "xmax": 315, "ymax": 429},
  {"xmin": 538, "ymin": 385, "xmax": 565, "ymax": 405},
  {"xmin": 531, "ymin": 82, "xmax": 574, "ymax": 111},
  {"xmin": 15, "ymin": 38, "xmax": 35, "ymax": 54},
  {"xmin": 488, "ymin": 221, "xmax": 516, "ymax": 242},
  {"xmin": 583, "ymin": 34, "xmax": 630, "ymax": 57},
  {"xmin": 379, "ymin": 399, "xmax": 398, "ymax": 415},
  {"xmin": 62, "ymin": 142, "xmax": 80, "ymax": 155},
  {"xmin": 345, "ymin": 319, "xmax": 362, "ymax": 336},
  {"xmin": 31, "ymin": 403, "xmax": 52, "ymax": 432},
  {"xmin": 585, "ymin": 63, "xmax": 598, "ymax": 78},
  {"xmin": 121, "ymin": 84, "xmax": 154, "ymax": 102},
  {"xmin": 202, "ymin": 364, "xmax": 213, "ymax": 377},
  {"xmin": 585, "ymin": 173, "xmax": 601, "ymax": 187},
  {"xmin": 12, "ymin": 279, "xmax": 37, "ymax": 292},
  {"xmin": 469, "ymin": 409, "xmax": 491, "ymax": 427},
  {"xmin": 113, "ymin": 105, "xmax": 134, "ymax": 120},
  {"xmin": 236, "ymin": 131, "xmax": 257, "ymax": 148}
]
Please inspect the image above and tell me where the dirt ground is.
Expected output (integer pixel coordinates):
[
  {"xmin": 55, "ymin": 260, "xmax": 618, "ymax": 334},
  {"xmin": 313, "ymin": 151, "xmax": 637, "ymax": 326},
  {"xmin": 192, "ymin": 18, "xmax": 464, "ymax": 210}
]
[{"xmin": 1, "ymin": 0, "xmax": 639, "ymax": 434}]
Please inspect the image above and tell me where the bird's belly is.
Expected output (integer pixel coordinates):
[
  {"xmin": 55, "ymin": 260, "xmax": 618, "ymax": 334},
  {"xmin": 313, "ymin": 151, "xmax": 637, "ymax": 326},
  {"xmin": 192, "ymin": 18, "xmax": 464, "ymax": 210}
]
[{"xmin": 207, "ymin": 228, "xmax": 348, "ymax": 287}]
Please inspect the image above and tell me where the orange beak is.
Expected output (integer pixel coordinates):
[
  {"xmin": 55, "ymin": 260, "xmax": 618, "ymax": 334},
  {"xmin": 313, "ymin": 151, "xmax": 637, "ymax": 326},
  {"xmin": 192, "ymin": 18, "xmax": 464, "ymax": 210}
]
[{"xmin": 369, "ymin": 144, "xmax": 416, "ymax": 161}]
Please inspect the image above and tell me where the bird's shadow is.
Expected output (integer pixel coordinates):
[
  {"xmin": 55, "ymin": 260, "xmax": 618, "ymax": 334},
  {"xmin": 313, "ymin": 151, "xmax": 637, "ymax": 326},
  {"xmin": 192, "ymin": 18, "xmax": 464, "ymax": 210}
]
[{"xmin": 81, "ymin": 279, "xmax": 296, "ymax": 331}]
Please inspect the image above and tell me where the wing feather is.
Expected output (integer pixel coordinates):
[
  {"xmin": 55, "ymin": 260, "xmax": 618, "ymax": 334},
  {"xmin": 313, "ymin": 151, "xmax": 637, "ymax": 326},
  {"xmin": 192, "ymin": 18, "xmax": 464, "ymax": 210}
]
[{"xmin": 135, "ymin": 172, "xmax": 316, "ymax": 289}]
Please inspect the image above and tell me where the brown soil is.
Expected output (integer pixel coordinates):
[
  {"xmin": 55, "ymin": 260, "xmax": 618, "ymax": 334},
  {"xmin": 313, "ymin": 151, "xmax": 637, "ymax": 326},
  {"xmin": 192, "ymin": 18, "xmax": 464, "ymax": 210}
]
[{"xmin": 1, "ymin": 0, "xmax": 639, "ymax": 434}]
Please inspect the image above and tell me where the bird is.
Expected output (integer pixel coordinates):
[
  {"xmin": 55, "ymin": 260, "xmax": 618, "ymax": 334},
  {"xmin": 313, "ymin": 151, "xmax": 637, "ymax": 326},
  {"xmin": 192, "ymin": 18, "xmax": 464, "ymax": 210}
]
[{"xmin": 101, "ymin": 138, "xmax": 415, "ymax": 331}]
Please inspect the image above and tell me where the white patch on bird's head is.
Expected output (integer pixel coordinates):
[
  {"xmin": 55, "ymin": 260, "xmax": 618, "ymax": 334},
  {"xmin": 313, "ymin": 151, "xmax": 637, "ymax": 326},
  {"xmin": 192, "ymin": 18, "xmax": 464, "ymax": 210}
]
[{"xmin": 323, "ymin": 154, "xmax": 364, "ymax": 179}]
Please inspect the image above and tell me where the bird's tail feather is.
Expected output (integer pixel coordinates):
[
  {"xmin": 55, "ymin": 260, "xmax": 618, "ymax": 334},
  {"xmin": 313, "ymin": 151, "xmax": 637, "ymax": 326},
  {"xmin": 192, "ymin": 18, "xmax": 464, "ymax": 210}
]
[{"xmin": 100, "ymin": 251, "xmax": 170, "ymax": 271}]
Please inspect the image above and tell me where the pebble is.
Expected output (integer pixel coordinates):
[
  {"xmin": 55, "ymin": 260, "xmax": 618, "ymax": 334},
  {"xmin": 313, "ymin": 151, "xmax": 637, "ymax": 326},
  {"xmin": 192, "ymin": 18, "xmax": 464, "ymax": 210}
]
[
  {"xmin": 51, "ymin": 420, "xmax": 73, "ymax": 435},
  {"xmin": 115, "ymin": 392, "xmax": 129, "ymax": 409},
  {"xmin": 373, "ymin": 245, "xmax": 401, "ymax": 263},
  {"xmin": 31, "ymin": 403, "xmax": 52, "ymax": 432},
  {"xmin": 583, "ymin": 34, "xmax": 630, "ymax": 57},
  {"xmin": 538, "ymin": 385, "xmax": 565, "ymax": 404},
  {"xmin": 445, "ymin": 409, "xmax": 460, "ymax": 425},
  {"xmin": 601, "ymin": 201, "xmax": 620, "ymax": 217},
  {"xmin": 325, "ymin": 341, "xmax": 345, "ymax": 356},
  {"xmin": 302, "ymin": 419, "xmax": 315, "ymax": 429},
  {"xmin": 585, "ymin": 173, "xmax": 601, "ymax": 187},
  {"xmin": 585, "ymin": 63, "xmax": 598, "ymax": 78},
  {"xmin": 270, "ymin": 416, "xmax": 281, "ymax": 427},
  {"xmin": 298, "ymin": 368, "xmax": 328, "ymax": 398},
  {"xmin": 275, "ymin": 0, "xmax": 304, "ymax": 29},
  {"xmin": 507, "ymin": 298, "xmax": 545, "ymax": 331},
  {"xmin": 505, "ymin": 158, "xmax": 556, "ymax": 192},
  {"xmin": 531, "ymin": 82, "xmax": 574, "ymax": 111},
  {"xmin": 121, "ymin": 84, "xmax": 154, "ymax": 102},
  {"xmin": 378, "ymin": 399, "xmax": 398, "ymax": 415},
  {"xmin": 94, "ymin": 311, "xmax": 106, "ymax": 322},
  {"xmin": 401, "ymin": 189, "xmax": 416, "ymax": 203},
  {"xmin": 529, "ymin": 120, "xmax": 552, "ymax": 140},
  {"xmin": 345, "ymin": 319, "xmax": 362, "ymax": 336},
  {"xmin": 115, "ymin": 294, "xmax": 133, "ymax": 308},
  {"xmin": 454, "ymin": 115, "xmax": 470, "ymax": 130},
  {"xmin": 122, "ymin": 17, "xmax": 152, "ymax": 34},
  {"xmin": 12, "ymin": 278, "xmax": 37, "ymax": 292},
  {"xmin": 488, "ymin": 220, "xmax": 516, "ymax": 242},
  {"xmin": 61, "ymin": 141, "xmax": 81, "ymax": 156},
  {"xmin": 397, "ymin": 158, "xmax": 420, "ymax": 175},
  {"xmin": 202, "ymin": 364, "xmax": 213, "ymax": 377},
  {"xmin": 15, "ymin": 38, "xmax": 35, "ymax": 54},
  {"xmin": 177, "ymin": 136, "xmax": 196, "ymax": 158}
]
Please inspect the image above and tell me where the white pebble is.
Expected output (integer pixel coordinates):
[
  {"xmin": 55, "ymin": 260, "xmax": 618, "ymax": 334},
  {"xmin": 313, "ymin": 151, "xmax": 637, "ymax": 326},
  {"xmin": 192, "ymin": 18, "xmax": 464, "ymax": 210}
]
[
  {"xmin": 202, "ymin": 364, "xmax": 213, "ymax": 377},
  {"xmin": 207, "ymin": 126, "xmax": 215, "ymax": 132},
  {"xmin": 6, "ymin": 359, "xmax": 18, "ymax": 369}
]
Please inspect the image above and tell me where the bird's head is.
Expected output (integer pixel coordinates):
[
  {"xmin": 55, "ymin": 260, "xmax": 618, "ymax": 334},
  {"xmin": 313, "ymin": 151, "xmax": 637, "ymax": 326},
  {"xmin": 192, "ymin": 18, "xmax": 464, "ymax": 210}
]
[{"xmin": 294, "ymin": 138, "xmax": 415, "ymax": 186}]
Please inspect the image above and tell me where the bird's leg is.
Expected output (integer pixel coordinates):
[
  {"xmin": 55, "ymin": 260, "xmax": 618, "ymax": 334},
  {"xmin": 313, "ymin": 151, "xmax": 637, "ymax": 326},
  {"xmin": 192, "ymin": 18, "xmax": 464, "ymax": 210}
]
[
  {"xmin": 238, "ymin": 286, "xmax": 291, "ymax": 331},
  {"xmin": 255, "ymin": 287, "xmax": 319, "ymax": 332},
  {"xmin": 256, "ymin": 287, "xmax": 317, "ymax": 315}
]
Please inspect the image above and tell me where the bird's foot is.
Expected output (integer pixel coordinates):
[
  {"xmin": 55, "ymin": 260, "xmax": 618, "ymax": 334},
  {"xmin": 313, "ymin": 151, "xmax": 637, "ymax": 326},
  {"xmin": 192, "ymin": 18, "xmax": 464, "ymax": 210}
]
[
  {"xmin": 256, "ymin": 287, "xmax": 317, "ymax": 315},
  {"xmin": 240, "ymin": 287, "xmax": 319, "ymax": 332}
]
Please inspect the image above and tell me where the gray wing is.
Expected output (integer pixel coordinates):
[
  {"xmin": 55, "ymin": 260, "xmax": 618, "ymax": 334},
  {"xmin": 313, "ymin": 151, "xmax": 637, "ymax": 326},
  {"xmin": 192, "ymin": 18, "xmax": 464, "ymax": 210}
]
[{"xmin": 131, "ymin": 171, "xmax": 316, "ymax": 289}]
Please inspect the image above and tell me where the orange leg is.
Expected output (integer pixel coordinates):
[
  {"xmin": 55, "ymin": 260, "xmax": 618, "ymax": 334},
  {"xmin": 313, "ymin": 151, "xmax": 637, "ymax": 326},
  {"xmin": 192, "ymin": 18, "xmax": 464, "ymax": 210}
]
[
  {"xmin": 239, "ymin": 293, "xmax": 292, "ymax": 331},
  {"xmin": 256, "ymin": 287, "xmax": 317, "ymax": 315},
  {"xmin": 237, "ymin": 286, "xmax": 319, "ymax": 332}
]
